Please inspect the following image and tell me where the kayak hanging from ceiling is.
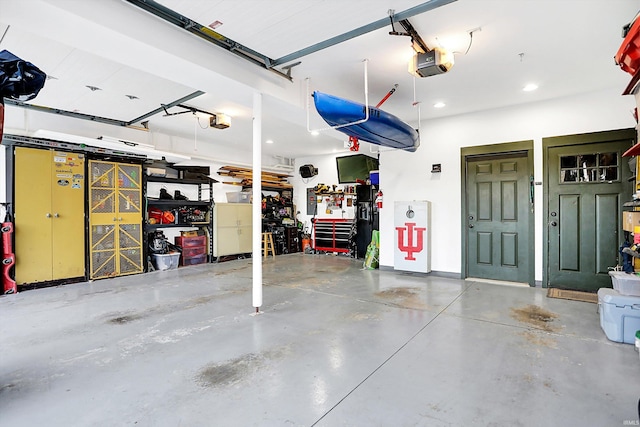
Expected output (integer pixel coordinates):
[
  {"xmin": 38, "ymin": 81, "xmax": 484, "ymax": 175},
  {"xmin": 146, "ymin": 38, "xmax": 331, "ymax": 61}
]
[{"xmin": 313, "ymin": 91, "xmax": 419, "ymax": 152}]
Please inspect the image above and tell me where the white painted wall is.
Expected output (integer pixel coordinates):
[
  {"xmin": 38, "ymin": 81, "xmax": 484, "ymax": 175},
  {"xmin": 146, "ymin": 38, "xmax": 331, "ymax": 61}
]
[
  {"xmin": 292, "ymin": 153, "xmax": 344, "ymax": 233},
  {"xmin": 2, "ymin": 88, "xmax": 637, "ymax": 282},
  {"xmin": 376, "ymin": 88, "xmax": 636, "ymax": 280}
]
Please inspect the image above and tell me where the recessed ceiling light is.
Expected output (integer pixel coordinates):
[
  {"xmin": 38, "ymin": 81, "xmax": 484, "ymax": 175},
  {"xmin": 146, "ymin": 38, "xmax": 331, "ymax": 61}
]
[
  {"xmin": 434, "ymin": 102, "xmax": 446, "ymax": 108},
  {"xmin": 310, "ymin": 130, "xmax": 319, "ymax": 136},
  {"xmin": 523, "ymin": 83, "xmax": 538, "ymax": 92},
  {"xmin": 265, "ymin": 139, "xmax": 274, "ymax": 144}
]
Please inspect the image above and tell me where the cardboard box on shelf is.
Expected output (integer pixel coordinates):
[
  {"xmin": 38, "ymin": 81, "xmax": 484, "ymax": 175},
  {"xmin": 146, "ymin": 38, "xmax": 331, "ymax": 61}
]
[{"xmin": 623, "ymin": 211, "xmax": 640, "ymax": 232}]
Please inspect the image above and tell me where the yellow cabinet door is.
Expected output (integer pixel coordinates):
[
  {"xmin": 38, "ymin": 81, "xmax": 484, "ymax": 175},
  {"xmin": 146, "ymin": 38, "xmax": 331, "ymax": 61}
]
[
  {"xmin": 14, "ymin": 147, "xmax": 86, "ymax": 284},
  {"xmin": 89, "ymin": 160, "xmax": 142, "ymax": 279},
  {"xmin": 116, "ymin": 163, "xmax": 143, "ymax": 275}
]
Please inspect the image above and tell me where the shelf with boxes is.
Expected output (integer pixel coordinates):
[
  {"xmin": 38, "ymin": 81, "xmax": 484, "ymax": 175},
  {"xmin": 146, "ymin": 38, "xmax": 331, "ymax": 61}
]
[{"xmin": 144, "ymin": 166, "xmax": 214, "ymax": 268}]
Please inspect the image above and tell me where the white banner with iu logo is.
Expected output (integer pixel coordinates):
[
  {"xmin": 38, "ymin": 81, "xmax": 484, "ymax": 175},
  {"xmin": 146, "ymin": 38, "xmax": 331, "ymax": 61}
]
[{"xmin": 394, "ymin": 201, "xmax": 431, "ymax": 273}]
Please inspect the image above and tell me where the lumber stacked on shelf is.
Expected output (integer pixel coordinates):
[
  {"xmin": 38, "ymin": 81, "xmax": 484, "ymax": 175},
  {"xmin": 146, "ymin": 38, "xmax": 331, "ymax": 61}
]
[{"xmin": 217, "ymin": 166, "xmax": 292, "ymax": 189}]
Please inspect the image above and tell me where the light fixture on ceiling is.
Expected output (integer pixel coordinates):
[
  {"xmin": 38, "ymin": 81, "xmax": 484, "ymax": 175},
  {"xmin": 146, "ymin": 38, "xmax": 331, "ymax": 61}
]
[
  {"xmin": 85, "ymin": 85, "xmax": 102, "ymax": 91},
  {"xmin": 408, "ymin": 47, "xmax": 455, "ymax": 78},
  {"xmin": 125, "ymin": 94, "xmax": 139, "ymax": 100},
  {"xmin": 310, "ymin": 130, "xmax": 320, "ymax": 136},
  {"xmin": 388, "ymin": 13, "xmax": 455, "ymax": 78},
  {"xmin": 210, "ymin": 113, "xmax": 231, "ymax": 129},
  {"xmin": 523, "ymin": 83, "xmax": 539, "ymax": 92},
  {"xmin": 265, "ymin": 139, "xmax": 274, "ymax": 144},
  {"xmin": 433, "ymin": 102, "xmax": 446, "ymax": 108}
]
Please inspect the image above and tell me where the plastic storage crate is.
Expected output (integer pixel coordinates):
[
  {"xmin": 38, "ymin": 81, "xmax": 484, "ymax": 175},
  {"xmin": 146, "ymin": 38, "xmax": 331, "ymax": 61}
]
[
  {"xmin": 608, "ymin": 271, "xmax": 640, "ymax": 296},
  {"xmin": 151, "ymin": 252, "xmax": 180, "ymax": 271},
  {"xmin": 227, "ymin": 191, "xmax": 251, "ymax": 203},
  {"xmin": 598, "ymin": 287, "xmax": 640, "ymax": 344},
  {"xmin": 180, "ymin": 253, "xmax": 207, "ymax": 266},
  {"xmin": 175, "ymin": 235, "xmax": 207, "ymax": 248},
  {"xmin": 182, "ymin": 246, "xmax": 206, "ymax": 258}
]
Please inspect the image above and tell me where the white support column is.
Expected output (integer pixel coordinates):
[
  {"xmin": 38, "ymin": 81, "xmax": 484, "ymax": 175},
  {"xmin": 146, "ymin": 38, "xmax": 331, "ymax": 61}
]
[{"xmin": 252, "ymin": 92, "xmax": 263, "ymax": 312}]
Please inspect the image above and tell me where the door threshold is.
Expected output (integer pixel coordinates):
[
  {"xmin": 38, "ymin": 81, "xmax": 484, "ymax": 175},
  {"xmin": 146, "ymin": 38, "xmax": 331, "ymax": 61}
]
[{"xmin": 465, "ymin": 277, "xmax": 530, "ymax": 287}]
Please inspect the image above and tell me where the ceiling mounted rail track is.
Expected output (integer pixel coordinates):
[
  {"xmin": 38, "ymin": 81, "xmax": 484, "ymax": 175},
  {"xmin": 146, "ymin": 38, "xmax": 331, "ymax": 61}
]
[
  {"xmin": 124, "ymin": 0, "xmax": 292, "ymax": 81},
  {"xmin": 125, "ymin": 0, "xmax": 456, "ymax": 80},
  {"xmin": 5, "ymin": 90, "xmax": 204, "ymax": 128}
]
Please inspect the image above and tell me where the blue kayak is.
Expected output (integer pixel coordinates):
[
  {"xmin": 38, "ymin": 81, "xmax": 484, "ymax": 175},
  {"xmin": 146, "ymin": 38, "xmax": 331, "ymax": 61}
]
[{"xmin": 313, "ymin": 91, "xmax": 419, "ymax": 152}]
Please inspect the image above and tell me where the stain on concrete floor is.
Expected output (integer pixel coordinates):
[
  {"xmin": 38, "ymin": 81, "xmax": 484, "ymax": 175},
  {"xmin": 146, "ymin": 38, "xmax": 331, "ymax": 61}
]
[
  {"xmin": 519, "ymin": 330, "xmax": 558, "ymax": 348},
  {"xmin": 196, "ymin": 347, "xmax": 290, "ymax": 388},
  {"xmin": 375, "ymin": 287, "xmax": 427, "ymax": 310},
  {"xmin": 510, "ymin": 305, "xmax": 559, "ymax": 332},
  {"xmin": 197, "ymin": 354, "xmax": 259, "ymax": 387},
  {"xmin": 108, "ymin": 314, "xmax": 143, "ymax": 324}
]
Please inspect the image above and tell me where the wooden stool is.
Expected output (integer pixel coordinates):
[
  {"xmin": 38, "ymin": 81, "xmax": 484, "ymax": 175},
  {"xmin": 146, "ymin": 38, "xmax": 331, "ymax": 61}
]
[{"xmin": 262, "ymin": 232, "xmax": 275, "ymax": 258}]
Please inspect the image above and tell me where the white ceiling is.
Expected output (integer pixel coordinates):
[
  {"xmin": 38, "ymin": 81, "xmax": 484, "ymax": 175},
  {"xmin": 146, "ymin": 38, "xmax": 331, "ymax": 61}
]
[{"xmin": 1, "ymin": 0, "xmax": 638, "ymax": 162}]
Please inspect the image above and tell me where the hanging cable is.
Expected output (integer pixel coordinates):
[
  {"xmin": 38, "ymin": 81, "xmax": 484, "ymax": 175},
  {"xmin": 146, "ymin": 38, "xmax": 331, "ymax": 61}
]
[
  {"xmin": 413, "ymin": 74, "xmax": 421, "ymax": 149},
  {"xmin": 194, "ymin": 115, "xmax": 198, "ymax": 151}
]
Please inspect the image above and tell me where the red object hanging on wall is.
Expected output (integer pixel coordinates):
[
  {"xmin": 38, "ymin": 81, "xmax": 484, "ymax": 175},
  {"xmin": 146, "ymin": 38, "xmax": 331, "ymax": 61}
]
[{"xmin": 616, "ymin": 14, "xmax": 640, "ymax": 94}]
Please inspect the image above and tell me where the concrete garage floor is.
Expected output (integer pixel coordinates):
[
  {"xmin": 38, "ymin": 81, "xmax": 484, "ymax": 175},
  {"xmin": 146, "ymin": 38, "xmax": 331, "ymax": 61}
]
[{"xmin": 1, "ymin": 254, "xmax": 639, "ymax": 426}]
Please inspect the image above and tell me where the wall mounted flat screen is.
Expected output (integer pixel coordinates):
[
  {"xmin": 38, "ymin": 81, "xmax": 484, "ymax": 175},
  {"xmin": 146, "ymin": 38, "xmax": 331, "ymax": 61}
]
[{"xmin": 336, "ymin": 154, "xmax": 379, "ymax": 183}]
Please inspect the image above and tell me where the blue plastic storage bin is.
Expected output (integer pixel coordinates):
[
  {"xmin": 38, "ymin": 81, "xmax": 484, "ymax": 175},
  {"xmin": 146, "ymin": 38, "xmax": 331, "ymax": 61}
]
[{"xmin": 598, "ymin": 287, "xmax": 640, "ymax": 344}]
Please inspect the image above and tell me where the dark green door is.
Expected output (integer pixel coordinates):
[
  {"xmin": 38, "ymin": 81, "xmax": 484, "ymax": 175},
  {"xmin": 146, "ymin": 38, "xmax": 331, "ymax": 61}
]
[
  {"xmin": 467, "ymin": 153, "xmax": 532, "ymax": 283},
  {"xmin": 547, "ymin": 142, "xmax": 631, "ymax": 291}
]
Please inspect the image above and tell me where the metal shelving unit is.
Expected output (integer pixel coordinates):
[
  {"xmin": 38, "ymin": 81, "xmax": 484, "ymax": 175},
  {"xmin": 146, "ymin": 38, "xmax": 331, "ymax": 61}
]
[{"xmin": 144, "ymin": 174, "xmax": 214, "ymax": 267}]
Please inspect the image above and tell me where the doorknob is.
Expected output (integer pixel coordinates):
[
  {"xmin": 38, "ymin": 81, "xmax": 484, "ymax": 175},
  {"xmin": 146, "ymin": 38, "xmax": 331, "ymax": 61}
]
[
  {"xmin": 54, "ymin": 213, "xmax": 59, "ymax": 218},
  {"xmin": 45, "ymin": 213, "xmax": 51, "ymax": 218},
  {"xmin": 550, "ymin": 221, "xmax": 558, "ymax": 227},
  {"xmin": 469, "ymin": 224, "xmax": 474, "ymax": 228}
]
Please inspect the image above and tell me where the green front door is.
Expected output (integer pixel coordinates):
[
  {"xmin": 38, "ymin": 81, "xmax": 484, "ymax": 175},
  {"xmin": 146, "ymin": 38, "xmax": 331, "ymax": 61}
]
[
  {"xmin": 546, "ymin": 139, "xmax": 632, "ymax": 291},
  {"xmin": 466, "ymin": 153, "xmax": 532, "ymax": 284}
]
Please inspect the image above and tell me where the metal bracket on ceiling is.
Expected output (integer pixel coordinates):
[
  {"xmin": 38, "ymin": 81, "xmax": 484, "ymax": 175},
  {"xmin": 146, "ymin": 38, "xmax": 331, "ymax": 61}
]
[
  {"xmin": 388, "ymin": 9, "xmax": 407, "ymax": 36},
  {"xmin": 161, "ymin": 103, "xmax": 215, "ymax": 118},
  {"xmin": 281, "ymin": 62, "xmax": 301, "ymax": 79},
  {"xmin": 388, "ymin": 16, "xmax": 431, "ymax": 54}
]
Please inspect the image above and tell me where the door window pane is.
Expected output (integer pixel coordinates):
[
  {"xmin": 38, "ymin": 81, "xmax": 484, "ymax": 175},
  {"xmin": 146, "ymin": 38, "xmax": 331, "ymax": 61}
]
[{"xmin": 559, "ymin": 152, "xmax": 619, "ymax": 183}]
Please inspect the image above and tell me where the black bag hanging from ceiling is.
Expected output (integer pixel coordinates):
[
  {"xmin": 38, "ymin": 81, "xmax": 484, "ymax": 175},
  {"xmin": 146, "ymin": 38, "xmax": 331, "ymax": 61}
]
[{"xmin": 0, "ymin": 49, "xmax": 46, "ymax": 102}]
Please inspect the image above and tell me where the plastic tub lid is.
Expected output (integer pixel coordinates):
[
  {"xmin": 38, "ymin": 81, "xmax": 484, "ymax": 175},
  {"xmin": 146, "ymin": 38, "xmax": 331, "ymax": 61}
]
[{"xmin": 598, "ymin": 287, "xmax": 640, "ymax": 307}]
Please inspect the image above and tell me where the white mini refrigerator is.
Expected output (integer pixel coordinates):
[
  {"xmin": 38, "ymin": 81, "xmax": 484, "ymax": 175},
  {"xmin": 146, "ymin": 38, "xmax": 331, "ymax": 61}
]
[{"xmin": 394, "ymin": 201, "xmax": 431, "ymax": 273}]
